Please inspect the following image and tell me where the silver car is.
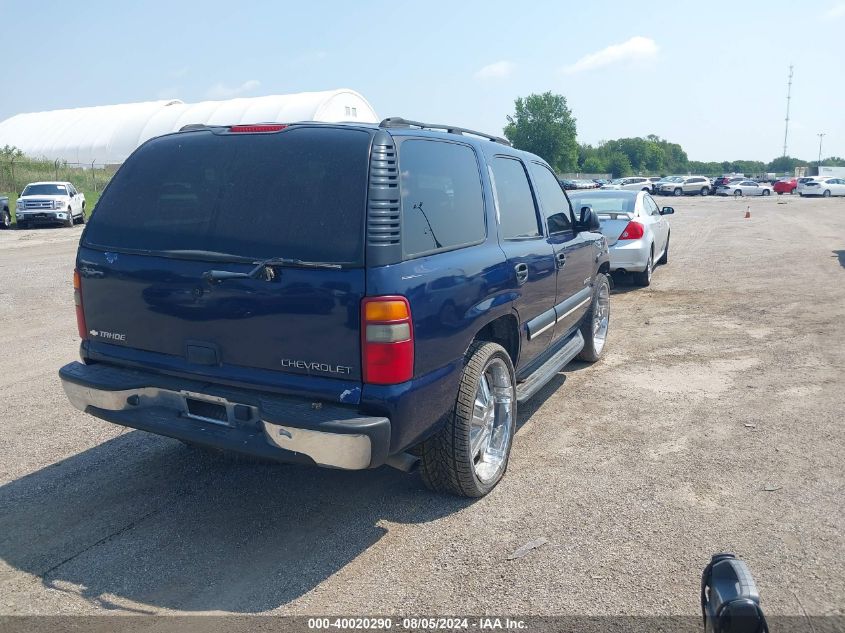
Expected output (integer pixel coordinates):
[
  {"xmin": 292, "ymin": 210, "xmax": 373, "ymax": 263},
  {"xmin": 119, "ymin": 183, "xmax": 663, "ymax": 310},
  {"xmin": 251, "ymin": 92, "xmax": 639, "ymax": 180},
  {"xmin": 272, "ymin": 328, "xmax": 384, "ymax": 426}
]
[
  {"xmin": 569, "ymin": 190, "xmax": 672, "ymax": 287},
  {"xmin": 656, "ymin": 176, "xmax": 711, "ymax": 196},
  {"xmin": 715, "ymin": 180, "xmax": 773, "ymax": 197}
]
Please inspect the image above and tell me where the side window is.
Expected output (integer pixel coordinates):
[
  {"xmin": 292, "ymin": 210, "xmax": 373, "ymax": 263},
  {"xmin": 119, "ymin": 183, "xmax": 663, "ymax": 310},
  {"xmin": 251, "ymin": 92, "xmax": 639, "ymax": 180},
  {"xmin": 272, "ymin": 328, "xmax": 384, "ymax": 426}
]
[
  {"xmin": 529, "ymin": 162, "xmax": 572, "ymax": 234},
  {"xmin": 490, "ymin": 157, "xmax": 541, "ymax": 239},
  {"xmin": 399, "ymin": 140, "xmax": 486, "ymax": 257},
  {"xmin": 644, "ymin": 195, "xmax": 660, "ymax": 216}
]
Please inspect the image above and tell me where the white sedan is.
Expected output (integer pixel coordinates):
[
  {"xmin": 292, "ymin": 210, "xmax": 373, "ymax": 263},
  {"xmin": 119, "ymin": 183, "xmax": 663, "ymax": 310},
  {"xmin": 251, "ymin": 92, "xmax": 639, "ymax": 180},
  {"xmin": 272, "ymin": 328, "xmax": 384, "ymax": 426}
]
[
  {"xmin": 601, "ymin": 177, "xmax": 654, "ymax": 192},
  {"xmin": 715, "ymin": 180, "xmax": 773, "ymax": 197},
  {"xmin": 568, "ymin": 190, "xmax": 672, "ymax": 287},
  {"xmin": 799, "ymin": 177, "xmax": 845, "ymax": 197}
]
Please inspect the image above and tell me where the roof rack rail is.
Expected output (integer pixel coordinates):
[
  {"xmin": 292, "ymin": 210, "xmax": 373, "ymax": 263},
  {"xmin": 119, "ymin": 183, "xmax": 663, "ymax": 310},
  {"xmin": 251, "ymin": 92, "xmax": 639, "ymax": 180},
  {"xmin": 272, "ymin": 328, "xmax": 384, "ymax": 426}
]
[{"xmin": 379, "ymin": 117, "xmax": 511, "ymax": 146}]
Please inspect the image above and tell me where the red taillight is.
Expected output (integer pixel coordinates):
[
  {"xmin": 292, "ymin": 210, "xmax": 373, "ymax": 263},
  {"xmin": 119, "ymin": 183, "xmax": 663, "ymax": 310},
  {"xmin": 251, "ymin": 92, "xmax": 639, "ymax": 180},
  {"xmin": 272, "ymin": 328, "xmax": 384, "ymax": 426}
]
[
  {"xmin": 73, "ymin": 269, "xmax": 88, "ymax": 340},
  {"xmin": 618, "ymin": 221, "xmax": 645, "ymax": 240},
  {"xmin": 229, "ymin": 124, "xmax": 287, "ymax": 133},
  {"xmin": 362, "ymin": 296, "xmax": 414, "ymax": 385}
]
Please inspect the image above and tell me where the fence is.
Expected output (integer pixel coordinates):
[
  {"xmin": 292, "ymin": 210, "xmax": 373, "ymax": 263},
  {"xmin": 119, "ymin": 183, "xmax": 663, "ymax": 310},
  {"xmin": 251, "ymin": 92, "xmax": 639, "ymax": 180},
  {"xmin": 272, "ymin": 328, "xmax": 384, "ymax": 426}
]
[
  {"xmin": 559, "ymin": 173, "xmax": 612, "ymax": 180},
  {"xmin": 0, "ymin": 159, "xmax": 116, "ymax": 200}
]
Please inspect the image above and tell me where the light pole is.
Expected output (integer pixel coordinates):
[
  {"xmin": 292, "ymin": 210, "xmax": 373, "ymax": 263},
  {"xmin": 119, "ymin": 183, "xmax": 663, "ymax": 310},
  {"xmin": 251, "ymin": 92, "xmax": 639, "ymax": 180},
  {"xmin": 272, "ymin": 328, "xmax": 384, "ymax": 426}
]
[{"xmin": 817, "ymin": 133, "xmax": 825, "ymax": 169}]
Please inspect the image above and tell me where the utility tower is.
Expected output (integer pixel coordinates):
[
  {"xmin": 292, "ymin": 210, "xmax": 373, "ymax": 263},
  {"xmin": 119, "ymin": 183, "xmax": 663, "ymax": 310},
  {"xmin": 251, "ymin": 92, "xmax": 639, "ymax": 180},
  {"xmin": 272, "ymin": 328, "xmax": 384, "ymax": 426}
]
[{"xmin": 782, "ymin": 65, "xmax": 793, "ymax": 157}]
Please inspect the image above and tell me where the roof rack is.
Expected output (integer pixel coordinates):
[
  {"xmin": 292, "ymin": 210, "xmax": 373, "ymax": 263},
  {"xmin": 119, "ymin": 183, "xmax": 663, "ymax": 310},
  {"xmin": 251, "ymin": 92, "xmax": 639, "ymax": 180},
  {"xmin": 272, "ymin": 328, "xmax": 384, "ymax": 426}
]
[{"xmin": 379, "ymin": 117, "xmax": 511, "ymax": 146}]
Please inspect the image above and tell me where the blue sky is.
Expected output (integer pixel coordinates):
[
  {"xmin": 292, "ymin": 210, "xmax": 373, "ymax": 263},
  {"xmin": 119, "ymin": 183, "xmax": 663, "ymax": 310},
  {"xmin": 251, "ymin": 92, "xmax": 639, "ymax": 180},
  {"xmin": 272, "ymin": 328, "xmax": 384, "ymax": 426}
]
[{"xmin": 1, "ymin": 0, "xmax": 842, "ymax": 162}]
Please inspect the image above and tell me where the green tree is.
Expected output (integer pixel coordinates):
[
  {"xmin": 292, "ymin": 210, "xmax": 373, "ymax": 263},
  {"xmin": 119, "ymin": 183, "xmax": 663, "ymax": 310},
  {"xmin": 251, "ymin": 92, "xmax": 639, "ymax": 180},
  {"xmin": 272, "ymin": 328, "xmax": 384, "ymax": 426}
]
[
  {"xmin": 606, "ymin": 152, "xmax": 632, "ymax": 178},
  {"xmin": 581, "ymin": 156, "xmax": 606, "ymax": 173},
  {"xmin": 767, "ymin": 155, "xmax": 807, "ymax": 173},
  {"xmin": 504, "ymin": 92, "xmax": 578, "ymax": 172}
]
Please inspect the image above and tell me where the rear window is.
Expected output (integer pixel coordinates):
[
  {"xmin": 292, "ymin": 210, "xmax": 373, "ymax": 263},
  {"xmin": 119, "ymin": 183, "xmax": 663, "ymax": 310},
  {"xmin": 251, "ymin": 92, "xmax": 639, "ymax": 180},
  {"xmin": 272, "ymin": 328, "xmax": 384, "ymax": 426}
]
[
  {"xmin": 84, "ymin": 127, "xmax": 371, "ymax": 264},
  {"xmin": 569, "ymin": 194, "xmax": 635, "ymax": 213}
]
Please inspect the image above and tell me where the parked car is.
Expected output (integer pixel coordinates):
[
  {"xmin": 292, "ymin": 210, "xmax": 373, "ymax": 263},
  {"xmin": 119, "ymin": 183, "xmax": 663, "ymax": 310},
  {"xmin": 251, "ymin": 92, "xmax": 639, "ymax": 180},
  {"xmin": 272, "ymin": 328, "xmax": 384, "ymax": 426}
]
[
  {"xmin": 656, "ymin": 176, "xmax": 711, "ymax": 196},
  {"xmin": 646, "ymin": 176, "xmax": 663, "ymax": 192},
  {"xmin": 570, "ymin": 190, "xmax": 671, "ymax": 287},
  {"xmin": 0, "ymin": 196, "xmax": 10, "ymax": 229},
  {"xmin": 573, "ymin": 179, "xmax": 600, "ymax": 189},
  {"xmin": 715, "ymin": 180, "xmax": 773, "ymax": 197},
  {"xmin": 15, "ymin": 181, "xmax": 85, "ymax": 228},
  {"xmin": 710, "ymin": 176, "xmax": 744, "ymax": 193},
  {"xmin": 601, "ymin": 177, "xmax": 653, "ymax": 192},
  {"xmin": 559, "ymin": 178, "xmax": 577, "ymax": 190},
  {"xmin": 773, "ymin": 178, "xmax": 798, "ymax": 195},
  {"xmin": 799, "ymin": 177, "xmax": 845, "ymax": 197},
  {"xmin": 59, "ymin": 117, "xmax": 611, "ymax": 498},
  {"xmin": 796, "ymin": 177, "xmax": 817, "ymax": 195}
]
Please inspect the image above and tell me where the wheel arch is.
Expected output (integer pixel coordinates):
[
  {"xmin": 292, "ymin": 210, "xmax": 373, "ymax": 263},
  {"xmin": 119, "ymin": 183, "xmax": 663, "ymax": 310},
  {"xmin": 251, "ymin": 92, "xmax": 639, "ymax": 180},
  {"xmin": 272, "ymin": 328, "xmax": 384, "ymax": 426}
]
[{"xmin": 471, "ymin": 312, "xmax": 520, "ymax": 369}]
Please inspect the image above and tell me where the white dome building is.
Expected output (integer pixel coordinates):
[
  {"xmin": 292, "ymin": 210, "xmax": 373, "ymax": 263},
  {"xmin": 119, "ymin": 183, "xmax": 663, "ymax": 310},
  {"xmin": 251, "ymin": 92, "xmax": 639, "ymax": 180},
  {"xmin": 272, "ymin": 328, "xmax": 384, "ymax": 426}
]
[{"xmin": 0, "ymin": 89, "xmax": 379, "ymax": 165}]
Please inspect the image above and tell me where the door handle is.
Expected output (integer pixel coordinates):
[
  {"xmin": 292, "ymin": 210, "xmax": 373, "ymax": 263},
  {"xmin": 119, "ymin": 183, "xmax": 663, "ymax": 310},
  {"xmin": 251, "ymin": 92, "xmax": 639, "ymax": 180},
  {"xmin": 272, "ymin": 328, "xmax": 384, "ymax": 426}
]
[
  {"xmin": 556, "ymin": 252, "xmax": 567, "ymax": 268},
  {"xmin": 514, "ymin": 263, "xmax": 529, "ymax": 285}
]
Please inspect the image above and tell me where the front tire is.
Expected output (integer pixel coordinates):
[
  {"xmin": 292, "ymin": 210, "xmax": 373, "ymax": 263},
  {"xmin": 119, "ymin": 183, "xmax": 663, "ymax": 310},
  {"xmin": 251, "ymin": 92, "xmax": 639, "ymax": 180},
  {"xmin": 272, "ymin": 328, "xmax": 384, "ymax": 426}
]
[
  {"xmin": 633, "ymin": 247, "xmax": 653, "ymax": 287},
  {"xmin": 700, "ymin": 187, "xmax": 709, "ymax": 196},
  {"xmin": 578, "ymin": 273, "xmax": 610, "ymax": 362},
  {"xmin": 420, "ymin": 341, "xmax": 516, "ymax": 497},
  {"xmin": 734, "ymin": 189, "xmax": 742, "ymax": 197},
  {"xmin": 762, "ymin": 189, "xmax": 771, "ymax": 196},
  {"xmin": 1, "ymin": 210, "xmax": 10, "ymax": 229},
  {"xmin": 64, "ymin": 209, "xmax": 74, "ymax": 228},
  {"xmin": 823, "ymin": 190, "xmax": 831, "ymax": 198},
  {"xmin": 673, "ymin": 188, "xmax": 683, "ymax": 197}
]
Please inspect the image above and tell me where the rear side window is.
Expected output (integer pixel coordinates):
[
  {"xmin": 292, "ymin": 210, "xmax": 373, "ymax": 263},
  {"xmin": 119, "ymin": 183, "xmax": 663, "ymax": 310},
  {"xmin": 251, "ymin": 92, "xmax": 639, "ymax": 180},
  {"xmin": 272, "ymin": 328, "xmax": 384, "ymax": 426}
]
[
  {"xmin": 84, "ymin": 127, "xmax": 371, "ymax": 264},
  {"xmin": 490, "ymin": 157, "xmax": 541, "ymax": 239},
  {"xmin": 529, "ymin": 162, "xmax": 572, "ymax": 234},
  {"xmin": 399, "ymin": 139, "xmax": 485, "ymax": 257}
]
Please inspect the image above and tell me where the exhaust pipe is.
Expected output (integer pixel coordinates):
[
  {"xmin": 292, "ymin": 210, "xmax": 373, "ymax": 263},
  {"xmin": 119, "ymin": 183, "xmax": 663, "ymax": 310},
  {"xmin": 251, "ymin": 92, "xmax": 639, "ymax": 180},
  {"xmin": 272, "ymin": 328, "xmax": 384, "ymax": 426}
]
[{"xmin": 385, "ymin": 452, "xmax": 420, "ymax": 473}]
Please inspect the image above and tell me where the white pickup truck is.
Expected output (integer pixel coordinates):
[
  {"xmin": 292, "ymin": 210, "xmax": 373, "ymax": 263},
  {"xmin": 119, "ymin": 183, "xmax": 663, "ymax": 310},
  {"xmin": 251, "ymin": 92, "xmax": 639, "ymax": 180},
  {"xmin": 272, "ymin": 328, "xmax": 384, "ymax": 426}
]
[{"xmin": 15, "ymin": 181, "xmax": 85, "ymax": 229}]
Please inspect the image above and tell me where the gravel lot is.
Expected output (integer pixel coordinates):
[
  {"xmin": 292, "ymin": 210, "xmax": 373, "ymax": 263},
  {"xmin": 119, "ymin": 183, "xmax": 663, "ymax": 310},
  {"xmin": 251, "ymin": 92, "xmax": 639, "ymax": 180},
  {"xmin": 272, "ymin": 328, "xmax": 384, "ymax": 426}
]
[{"xmin": 0, "ymin": 194, "xmax": 843, "ymax": 616}]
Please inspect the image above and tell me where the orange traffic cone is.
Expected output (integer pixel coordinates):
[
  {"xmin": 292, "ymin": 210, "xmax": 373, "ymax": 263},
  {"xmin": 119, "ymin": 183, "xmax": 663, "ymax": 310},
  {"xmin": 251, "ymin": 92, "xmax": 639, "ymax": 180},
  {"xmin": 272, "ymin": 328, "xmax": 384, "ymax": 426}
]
[{"xmin": 744, "ymin": 206, "xmax": 751, "ymax": 219}]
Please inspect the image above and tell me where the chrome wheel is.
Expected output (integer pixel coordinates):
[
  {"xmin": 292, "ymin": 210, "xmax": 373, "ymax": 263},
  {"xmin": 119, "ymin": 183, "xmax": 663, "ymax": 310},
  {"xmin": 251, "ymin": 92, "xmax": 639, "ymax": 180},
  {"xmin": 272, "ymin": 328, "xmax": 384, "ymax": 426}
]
[
  {"xmin": 592, "ymin": 282, "xmax": 610, "ymax": 355},
  {"xmin": 469, "ymin": 358, "xmax": 514, "ymax": 484}
]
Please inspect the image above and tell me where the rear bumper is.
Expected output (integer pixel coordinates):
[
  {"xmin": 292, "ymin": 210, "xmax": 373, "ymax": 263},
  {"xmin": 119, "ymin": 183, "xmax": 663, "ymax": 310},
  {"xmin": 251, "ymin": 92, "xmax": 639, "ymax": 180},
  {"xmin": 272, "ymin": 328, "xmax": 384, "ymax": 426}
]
[
  {"xmin": 608, "ymin": 239, "xmax": 650, "ymax": 272},
  {"xmin": 59, "ymin": 361, "xmax": 391, "ymax": 470}
]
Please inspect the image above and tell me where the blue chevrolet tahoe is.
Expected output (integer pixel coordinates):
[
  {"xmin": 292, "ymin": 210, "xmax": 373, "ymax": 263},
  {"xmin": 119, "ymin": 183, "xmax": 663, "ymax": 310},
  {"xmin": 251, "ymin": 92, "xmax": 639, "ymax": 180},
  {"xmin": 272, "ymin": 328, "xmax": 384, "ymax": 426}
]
[{"xmin": 59, "ymin": 118, "xmax": 610, "ymax": 497}]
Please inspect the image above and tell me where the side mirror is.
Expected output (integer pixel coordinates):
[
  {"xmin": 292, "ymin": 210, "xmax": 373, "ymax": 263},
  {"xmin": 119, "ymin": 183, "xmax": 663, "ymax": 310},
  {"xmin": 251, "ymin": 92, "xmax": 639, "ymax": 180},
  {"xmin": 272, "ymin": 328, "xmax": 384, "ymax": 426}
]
[
  {"xmin": 579, "ymin": 206, "xmax": 601, "ymax": 231},
  {"xmin": 660, "ymin": 206, "xmax": 675, "ymax": 215}
]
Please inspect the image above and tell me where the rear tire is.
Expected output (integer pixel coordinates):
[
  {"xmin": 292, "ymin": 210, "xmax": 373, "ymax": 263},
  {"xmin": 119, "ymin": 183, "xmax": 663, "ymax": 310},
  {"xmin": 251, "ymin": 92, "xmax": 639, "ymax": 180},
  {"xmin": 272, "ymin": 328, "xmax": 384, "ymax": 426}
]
[
  {"xmin": 633, "ymin": 247, "xmax": 653, "ymax": 287},
  {"xmin": 578, "ymin": 273, "xmax": 610, "ymax": 362},
  {"xmin": 1, "ymin": 209, "xmax": 10, "ymax": 229},
  {"xmin": 420, "ymin": 341, "xmax": 516, "ymax": 497},
  {"xmin": 657, "ymin": 233, "xmax": 669, "ymax": 264},
  {"xmin": 734, "ymin": 189, "xmax": 742, "ymax": 197}
]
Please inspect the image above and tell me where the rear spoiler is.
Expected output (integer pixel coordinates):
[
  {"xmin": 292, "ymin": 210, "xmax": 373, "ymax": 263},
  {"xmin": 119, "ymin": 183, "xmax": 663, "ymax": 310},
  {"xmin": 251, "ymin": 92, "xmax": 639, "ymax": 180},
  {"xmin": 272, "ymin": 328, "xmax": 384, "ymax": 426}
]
[{"xmin": 595, "ymin": 211, "xmax": 634, "ymax": 220}]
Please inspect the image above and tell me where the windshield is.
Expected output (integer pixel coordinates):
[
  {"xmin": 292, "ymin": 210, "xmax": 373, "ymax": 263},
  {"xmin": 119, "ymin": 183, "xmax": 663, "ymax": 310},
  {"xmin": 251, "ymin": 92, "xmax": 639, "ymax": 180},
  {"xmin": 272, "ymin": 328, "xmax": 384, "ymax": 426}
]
[
  {"xmin": 569, "ymin": 194, "xmax": 635, "ymax": 213},
  {"xmin": 83, "ymin": 127, "xmax": 371, "ymax": 264},
  {"xmin": 22, "ymin": 184, "xmax": 67, "ymax": 196}
]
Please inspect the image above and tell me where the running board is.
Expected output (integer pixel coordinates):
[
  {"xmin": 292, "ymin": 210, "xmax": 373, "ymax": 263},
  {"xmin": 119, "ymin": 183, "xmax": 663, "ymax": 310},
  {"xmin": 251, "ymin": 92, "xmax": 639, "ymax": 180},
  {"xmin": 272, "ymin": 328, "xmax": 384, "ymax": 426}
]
[{"xmin": 515, "ymin": 331, "xmax": 584, "ymax": 404}]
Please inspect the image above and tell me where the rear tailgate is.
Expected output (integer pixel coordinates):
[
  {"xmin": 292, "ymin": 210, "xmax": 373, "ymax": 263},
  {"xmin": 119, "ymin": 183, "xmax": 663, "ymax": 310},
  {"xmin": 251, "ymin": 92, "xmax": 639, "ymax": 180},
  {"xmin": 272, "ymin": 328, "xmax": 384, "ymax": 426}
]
[{"xmin": 78, "ymin": 125, "xmax": 372, "ymax": 403}]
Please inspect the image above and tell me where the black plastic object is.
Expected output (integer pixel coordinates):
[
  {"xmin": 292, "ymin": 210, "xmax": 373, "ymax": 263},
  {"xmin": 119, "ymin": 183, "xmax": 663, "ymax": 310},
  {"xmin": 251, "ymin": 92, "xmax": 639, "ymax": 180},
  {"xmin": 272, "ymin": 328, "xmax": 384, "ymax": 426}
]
[{"xmin": 701, "ymin": 553, "xmax": 768, "ymax": 633}]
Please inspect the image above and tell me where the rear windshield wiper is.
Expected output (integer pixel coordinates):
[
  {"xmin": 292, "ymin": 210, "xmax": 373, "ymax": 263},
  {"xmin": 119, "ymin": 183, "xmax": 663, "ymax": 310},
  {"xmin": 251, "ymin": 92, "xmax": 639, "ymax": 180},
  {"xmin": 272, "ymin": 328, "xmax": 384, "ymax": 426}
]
[{"xmin": 202, "ymin": 256, "xmax": 343, "ymax": 283}]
